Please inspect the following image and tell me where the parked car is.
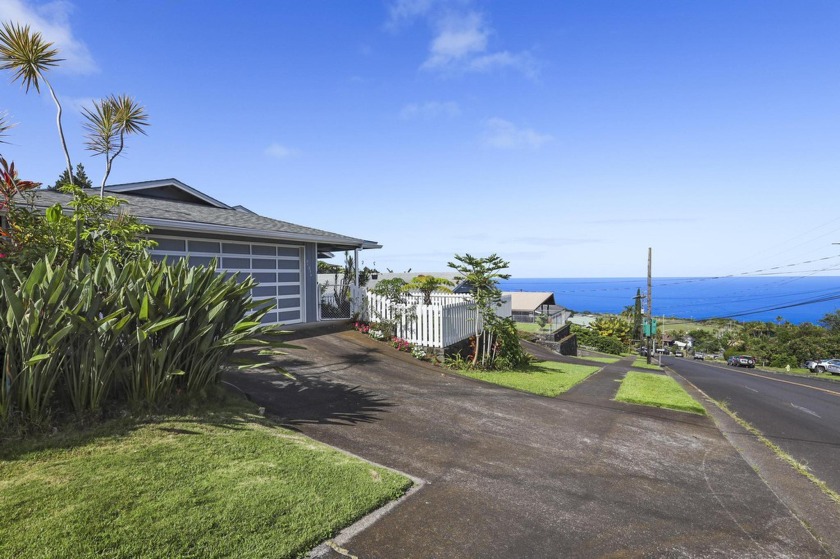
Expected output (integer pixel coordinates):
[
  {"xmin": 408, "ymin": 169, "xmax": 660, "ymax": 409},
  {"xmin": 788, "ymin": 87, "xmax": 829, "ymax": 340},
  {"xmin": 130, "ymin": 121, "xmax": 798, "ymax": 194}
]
[
  {"xmin": 674, "ymin": 351, "xmax": 684, "ymax": 357},
  {"xmin": 693, "ymin": 352, "xmax": 705, "ymax": 360},
  {"xmin": 638, "ymin": 347, "xmax": 648, "ymax": 356},
  {"xmin": 728, "ymin": 355, "xmax": 756, "ymax": 368},
  {"xmin": 813, "ymin": 359, "xmax": 840, "ymax": 375}
]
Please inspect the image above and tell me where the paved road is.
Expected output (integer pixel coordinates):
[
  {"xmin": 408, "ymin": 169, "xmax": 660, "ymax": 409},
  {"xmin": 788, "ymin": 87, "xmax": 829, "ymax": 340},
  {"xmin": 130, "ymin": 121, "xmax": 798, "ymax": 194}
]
[
  {"xmin": 665, "ymin": 356, "xmax": 840, "ymax": 495},
  {"xmin": 227, "ymin": 332, "xmax": 828, "ymax": 558}
]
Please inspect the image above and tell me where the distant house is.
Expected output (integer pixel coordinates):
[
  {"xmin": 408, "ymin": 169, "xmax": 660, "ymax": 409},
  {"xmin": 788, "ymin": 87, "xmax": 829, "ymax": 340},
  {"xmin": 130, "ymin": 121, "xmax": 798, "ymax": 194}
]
[
  {"xmin": 504, "ymin": 291, "xmax": 572, "ymax": 327},
  {"xmin": 32, "ymin": 179, "xmax": 379, "ymax": 325}
]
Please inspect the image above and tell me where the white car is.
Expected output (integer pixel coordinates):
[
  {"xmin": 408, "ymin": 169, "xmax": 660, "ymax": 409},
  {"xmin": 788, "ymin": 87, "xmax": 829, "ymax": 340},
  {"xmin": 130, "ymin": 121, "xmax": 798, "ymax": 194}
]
[{"xmin": 813, "ymin": 359, "xmax": 840, "ymax": 375}]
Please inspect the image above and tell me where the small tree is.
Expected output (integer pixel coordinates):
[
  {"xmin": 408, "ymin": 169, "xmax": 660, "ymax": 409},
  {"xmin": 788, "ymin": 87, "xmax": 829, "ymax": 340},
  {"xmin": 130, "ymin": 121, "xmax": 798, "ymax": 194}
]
[
  {"xmin": 0, "ymin": 22, "xmax": 73, "ymax": 185},
  {"xmin": 820, "ymin": 310, "xmax": 840, "ymax": 333},
  {"xmin": 82, "ymin": 94, "xmax": 149, "ymax": 195},
  {"xmin": 51, "ymin": 163, "xmax": 93, "ymax": 190},
  {"xmin": 370, "ymin": 277, "xmax": 410, "ymax": 338},
  {"xmin": 447, "ymin": 253, "xmax": 511, "ymax": 367},
  {"xmin": 404, "ymin": 274, "xmax": 453, "ymax": 305}
]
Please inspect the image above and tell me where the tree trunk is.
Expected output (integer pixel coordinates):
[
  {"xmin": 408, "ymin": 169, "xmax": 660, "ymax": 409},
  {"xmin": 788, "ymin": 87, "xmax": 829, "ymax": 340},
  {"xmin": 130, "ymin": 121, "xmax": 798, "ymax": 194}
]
[
  {"xmin": 43, "ymin": 75, "xmax": 73, "ymax": 186},
  {"xmin": 101, "ymin": 130, "xmax": 125, "ymax": 197}
]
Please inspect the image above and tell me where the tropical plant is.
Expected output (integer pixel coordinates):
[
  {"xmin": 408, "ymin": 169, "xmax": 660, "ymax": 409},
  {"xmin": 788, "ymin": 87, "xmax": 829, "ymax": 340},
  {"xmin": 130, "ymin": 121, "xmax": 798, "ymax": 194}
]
[
  {"xmin": 370, "ymin": 277, "xmax": 411, "ymax": 338},
  {"xmin": 592, "ymin": 315, "xmax": 632, "ymax": 345},
  {"xmin": 82, "ymin": 94, "xmax": 149, "ymax": 194},
  {"xmin": 1, "ymin": 181, "xmax": 154, "ymax": 270},
  {"xmin": 404, "ymin": 274, "xmax": 453, "ymax": 305},
  {"xmin": 447, "ymin": 253, "xmax": 514, "ymax": 368},
  {"xmin": 0, "ymin": 22, "xmax": 73, "ymax": 185},
  {"xmin": 0, "ymin": 110, "xmax": 14, "ymax": 144},
  {"xmin": 0, "ymin": 252, "xmax": 285, "ymax": 430}
]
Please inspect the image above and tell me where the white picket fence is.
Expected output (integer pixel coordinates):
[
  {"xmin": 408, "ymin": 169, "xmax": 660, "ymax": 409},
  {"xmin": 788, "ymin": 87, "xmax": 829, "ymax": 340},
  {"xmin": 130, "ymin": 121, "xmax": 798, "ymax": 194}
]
[{"xmin": 359, "ymin": 289, "xmax": 511, "ymax": 348}]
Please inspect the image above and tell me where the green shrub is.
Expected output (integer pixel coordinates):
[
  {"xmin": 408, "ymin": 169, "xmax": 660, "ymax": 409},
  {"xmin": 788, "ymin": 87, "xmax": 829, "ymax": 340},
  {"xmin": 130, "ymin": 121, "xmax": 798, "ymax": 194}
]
[
  {"xmin": 0, "ymin": 253, "xmax": 281, "ymax": 430},
  {"xmin": 571, "ymin": 324, "xmax": 627, "ymax": 355}
]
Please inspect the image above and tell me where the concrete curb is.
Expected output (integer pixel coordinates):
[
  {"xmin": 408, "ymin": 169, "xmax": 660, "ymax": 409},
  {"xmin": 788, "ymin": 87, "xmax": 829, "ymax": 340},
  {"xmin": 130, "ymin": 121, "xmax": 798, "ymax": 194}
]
[
  {"xmin": 307, "ymin": 450, "xmax": 426, "ymax": 559},
  {"xmin": 666, "ymin": 366, "xmax": 840, "ymax": 558}
]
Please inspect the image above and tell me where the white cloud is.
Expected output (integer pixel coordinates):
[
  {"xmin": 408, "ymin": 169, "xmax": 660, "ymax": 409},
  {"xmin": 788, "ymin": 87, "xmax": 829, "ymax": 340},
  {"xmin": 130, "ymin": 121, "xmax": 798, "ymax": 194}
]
[
  {"xmin": 0, "ymin": 0, "xmax": 98, "ymax": 74},
  {"xmin": 386, "ymin": 0, "xmax": 436, "ymax": 29},
  {"xmin": 264, "ymin": 143, "xmax": 298, "ymax": 160},
  {"xmin": 399, "ymin": 100, "xmax": 460, "ymax": 120},
  {"xmin": 422, "ymin": 11, "xmax": 488, "ymax": 69},
  {"xmin": 482, "ymin": 118, "xmax": 552, "ymax": 149},
  {"xmin": 387, "ymin": 1, "xmax": 537, "ymax": 78}
]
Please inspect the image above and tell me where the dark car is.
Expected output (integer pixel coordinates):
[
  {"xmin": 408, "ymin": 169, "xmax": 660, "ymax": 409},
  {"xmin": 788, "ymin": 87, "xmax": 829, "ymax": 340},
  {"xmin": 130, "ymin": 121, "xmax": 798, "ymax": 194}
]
[{"xmin": 728, "ymin": 355, "xmax": 756, "ymax": 368}]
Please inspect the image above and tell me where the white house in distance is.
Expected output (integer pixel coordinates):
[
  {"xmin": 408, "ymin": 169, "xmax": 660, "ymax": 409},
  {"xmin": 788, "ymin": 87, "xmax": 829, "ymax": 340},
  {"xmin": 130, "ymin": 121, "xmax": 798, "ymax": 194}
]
[
  {"xmin": 33, "ymin": 179, "xmax": 379, "ymax": 325},
  {"xmin": 504, "ymin": 291, "xmax": 572, "ymax": 328}
]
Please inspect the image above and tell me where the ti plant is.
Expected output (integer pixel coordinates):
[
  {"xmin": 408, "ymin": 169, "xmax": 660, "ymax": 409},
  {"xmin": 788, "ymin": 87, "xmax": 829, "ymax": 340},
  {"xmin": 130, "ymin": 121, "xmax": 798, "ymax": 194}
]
[
  {"xmin": 82, "ymin": 94, "xmax": 149, "ymax": 195},
  {"xmin": 0, "ymin": 22, "xmax": 72, "ymax": 185}
]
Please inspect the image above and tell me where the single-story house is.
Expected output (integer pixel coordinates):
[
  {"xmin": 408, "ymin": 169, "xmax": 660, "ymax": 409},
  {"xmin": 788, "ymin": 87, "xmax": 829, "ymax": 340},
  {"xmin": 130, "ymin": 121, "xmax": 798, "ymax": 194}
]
[
  {"xmin": 31, "ymin": 179, "xmax": 379, "ymax": 325},
  {"xmin": 504, "ymin": 291, "xmax": 572, "ymax": 326}
]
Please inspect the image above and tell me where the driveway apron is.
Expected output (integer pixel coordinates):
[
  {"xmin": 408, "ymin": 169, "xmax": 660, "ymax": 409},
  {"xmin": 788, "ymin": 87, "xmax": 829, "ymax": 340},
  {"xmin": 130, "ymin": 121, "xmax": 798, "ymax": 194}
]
[{"xmin": 226, "ymin": 331, "xmax": 827, "ymax": 558}]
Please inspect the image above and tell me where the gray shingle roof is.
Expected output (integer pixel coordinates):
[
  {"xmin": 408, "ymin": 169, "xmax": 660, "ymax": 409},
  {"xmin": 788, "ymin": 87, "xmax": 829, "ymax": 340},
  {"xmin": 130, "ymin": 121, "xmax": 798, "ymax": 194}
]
[{"xmin": 29, "ymin": 189, "xmax": 379, "ymax": 250}]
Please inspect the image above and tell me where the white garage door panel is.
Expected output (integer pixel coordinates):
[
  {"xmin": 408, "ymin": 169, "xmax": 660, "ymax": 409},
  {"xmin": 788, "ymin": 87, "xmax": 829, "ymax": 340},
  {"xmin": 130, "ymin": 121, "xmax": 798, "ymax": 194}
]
[{"xmin": 148, "ymin": 236, "xmax": 304, "ymax": 325}]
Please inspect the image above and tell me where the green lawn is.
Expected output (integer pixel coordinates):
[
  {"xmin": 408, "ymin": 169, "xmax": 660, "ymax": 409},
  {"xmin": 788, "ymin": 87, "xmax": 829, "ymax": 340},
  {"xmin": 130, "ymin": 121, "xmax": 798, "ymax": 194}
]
[
  {"xmin": 581, "ymin": 356, "xmax": 621, "ymax": 364},
  {"xmin": 632, "ymin": 357, "xmax": 662, "ymax": 370},
  {"xmin": 0, "ymin": 400, "xmax": 412, "ymax": 559},
  {"xmin": 458, "ymin": 360, "xmax": 600, "ymax": 397},
  {"xmin": 615, "ymin": 372, "xmax": 706, "ymax": 414},
  {"xmin": 515, "ymin": 321, "xmax": 551, "ymax": 334}
]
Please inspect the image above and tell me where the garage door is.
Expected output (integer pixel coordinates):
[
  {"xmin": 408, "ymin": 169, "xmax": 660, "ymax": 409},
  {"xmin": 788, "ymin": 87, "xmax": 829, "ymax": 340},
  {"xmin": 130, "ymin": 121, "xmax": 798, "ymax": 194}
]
[{"xmin": 148, "ymin": 236, "xmax": 304, "ymax": 325}]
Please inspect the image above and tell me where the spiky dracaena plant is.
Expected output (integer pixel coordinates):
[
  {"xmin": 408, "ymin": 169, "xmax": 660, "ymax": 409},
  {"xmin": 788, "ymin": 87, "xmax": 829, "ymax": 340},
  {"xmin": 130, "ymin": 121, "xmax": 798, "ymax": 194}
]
[
  {"xmin": 82, "ymin": 94, "xmax": 149, "ymax": 195},
  {"xmin": 0, "ymin": 110, "xmax": 14, "ymax": 145},
  {"xmin": 0, "ymin": 22, "xmax": 72, "ymax": 185}
]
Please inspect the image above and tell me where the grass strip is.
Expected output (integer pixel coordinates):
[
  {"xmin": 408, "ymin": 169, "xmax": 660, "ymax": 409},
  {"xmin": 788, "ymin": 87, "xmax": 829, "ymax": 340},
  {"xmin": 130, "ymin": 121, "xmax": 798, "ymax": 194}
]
[
  {"xmin": 515, "ymin": 322, "xmax": 551, "ymax": 334},
  {"xmin": 632, "ymin": 357, "xmax": 662, "ymax": 370},
  {"xmin": 615, "ymin": 372, "xmax": 706, "ymax": 415},
  {"xmin": 714, "ymin": 400, "xmax": 840, "ymax": 505},
  {"xmin": 0, "ymin": 400, "xmax": 412, "ymax": 559},
  {"xmin": 581, "ymin": 356, "xmax": 621, "ymax": 364},
  {"xmin": 756, "ymin": 366, "xmax": 840, "ymax": 383},
  {"xmin": 458, "ymin": 360, "xmax": 599, "ymax": 397}
]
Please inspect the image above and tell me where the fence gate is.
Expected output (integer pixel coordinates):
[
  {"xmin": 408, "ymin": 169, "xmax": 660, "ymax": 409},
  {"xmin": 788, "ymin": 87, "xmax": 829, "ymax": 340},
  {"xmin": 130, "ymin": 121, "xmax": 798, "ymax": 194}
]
[{"xmin": 319, "ymin": 282, "xmax": 354, "ymax": 320}]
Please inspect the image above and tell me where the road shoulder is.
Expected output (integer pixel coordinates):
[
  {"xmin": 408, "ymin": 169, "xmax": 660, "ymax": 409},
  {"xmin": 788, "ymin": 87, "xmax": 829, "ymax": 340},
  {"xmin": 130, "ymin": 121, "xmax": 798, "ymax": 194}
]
[{"xmin": 668, "ymin": 366, "xmax": 840, "ymax": 557}]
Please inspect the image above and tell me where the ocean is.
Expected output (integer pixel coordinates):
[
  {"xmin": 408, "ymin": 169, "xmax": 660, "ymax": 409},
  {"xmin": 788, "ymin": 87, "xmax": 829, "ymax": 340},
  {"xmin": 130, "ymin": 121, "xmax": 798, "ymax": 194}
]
[{"xmin": 498, "ymin": 277, "xmax": 840, "ymax": 325}]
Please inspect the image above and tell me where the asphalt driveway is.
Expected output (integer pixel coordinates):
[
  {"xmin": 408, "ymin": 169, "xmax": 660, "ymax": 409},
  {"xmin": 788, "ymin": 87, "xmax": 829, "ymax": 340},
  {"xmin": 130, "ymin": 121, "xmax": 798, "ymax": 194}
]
[{"xmin": 226, "ymin": 330, "xmax": 827, "ymax": 558}]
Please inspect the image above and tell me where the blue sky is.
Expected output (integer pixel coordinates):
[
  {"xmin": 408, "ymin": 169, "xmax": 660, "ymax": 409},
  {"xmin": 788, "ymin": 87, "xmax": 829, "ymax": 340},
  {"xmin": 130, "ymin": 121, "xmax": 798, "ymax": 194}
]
[{"xmin": 2, "ymin": 0, "xmax": 839, "ymax": 278}]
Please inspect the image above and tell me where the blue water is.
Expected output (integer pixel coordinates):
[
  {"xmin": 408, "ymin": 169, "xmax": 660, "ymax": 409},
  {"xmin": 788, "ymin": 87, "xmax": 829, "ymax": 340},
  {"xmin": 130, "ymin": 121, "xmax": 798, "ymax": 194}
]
[{"xmin": 499, "ymin": 277, "xmax": 840, "ymax": 325}]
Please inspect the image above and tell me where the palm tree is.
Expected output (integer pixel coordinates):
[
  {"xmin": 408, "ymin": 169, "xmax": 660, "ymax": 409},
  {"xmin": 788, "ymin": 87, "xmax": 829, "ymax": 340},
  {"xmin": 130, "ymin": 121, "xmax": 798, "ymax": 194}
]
[
  {"xmin": 0, "ymin": 22, "xmax": 73, "ymax": 185},
  {"xmin": 82, "ymin": 94, "xmax": 149, "ymax": 195}
]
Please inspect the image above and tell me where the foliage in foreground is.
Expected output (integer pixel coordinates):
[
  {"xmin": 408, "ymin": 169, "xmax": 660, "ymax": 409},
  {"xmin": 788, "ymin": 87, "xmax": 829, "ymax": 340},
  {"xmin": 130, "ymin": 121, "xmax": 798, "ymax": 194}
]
[
  {"xmin": 0, "ymin": 253, "xmax": 282, "ymax": 430},
  {"xmin": 615, "ymin": 372, "xmax": 706, "ymax": 414},
  {"xmin": 0, "ymin": 399, "xmax": 412, "ymax": 559},
  {"xmin": 457, "ymin": 360, "xmax": 599, "ymax": 397}
]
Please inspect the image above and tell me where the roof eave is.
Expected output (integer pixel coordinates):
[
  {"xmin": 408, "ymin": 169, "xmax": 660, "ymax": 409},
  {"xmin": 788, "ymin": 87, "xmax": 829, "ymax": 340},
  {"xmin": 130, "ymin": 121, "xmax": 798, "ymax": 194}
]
[{"xmin": 143, "ymin": 217, "xmax": 377, "ymax": 249}]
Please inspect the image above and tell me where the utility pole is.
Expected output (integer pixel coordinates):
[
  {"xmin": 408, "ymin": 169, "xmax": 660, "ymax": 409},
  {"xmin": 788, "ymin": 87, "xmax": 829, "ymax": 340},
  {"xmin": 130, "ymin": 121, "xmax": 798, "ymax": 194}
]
[{"xmin": 647, "ymin": 247, "xmax": 653, "ymax": 364}]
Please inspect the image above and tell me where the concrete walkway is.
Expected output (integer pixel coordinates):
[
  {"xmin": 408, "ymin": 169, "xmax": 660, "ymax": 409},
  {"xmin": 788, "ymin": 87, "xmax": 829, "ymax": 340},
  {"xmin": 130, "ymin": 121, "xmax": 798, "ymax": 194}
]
[{"xmin": 226, "ymin": 331, "xmax": 828, "ymax": 558}]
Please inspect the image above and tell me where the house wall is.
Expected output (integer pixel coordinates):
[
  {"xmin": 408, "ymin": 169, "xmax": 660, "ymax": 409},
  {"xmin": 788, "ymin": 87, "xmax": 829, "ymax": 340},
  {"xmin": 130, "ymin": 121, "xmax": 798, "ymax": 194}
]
[{"xmin": 146, "ymin": 228, "xmax": 318, "ymax": 325}]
